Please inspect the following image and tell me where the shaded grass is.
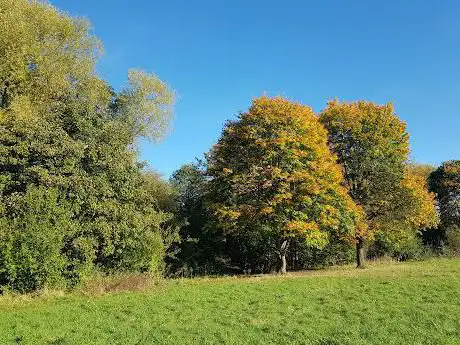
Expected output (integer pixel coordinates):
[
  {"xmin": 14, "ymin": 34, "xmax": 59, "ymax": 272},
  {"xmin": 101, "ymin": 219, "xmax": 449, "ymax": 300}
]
[{"xmin": 1, "ymin": 258, "xmax": 460, "ymax": 344}]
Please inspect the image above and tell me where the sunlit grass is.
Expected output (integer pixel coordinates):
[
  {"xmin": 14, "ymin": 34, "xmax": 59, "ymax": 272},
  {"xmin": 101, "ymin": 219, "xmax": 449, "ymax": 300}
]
[{"xmin": 1, "ymin": 258, "xmax": 460, "ymax": 344}]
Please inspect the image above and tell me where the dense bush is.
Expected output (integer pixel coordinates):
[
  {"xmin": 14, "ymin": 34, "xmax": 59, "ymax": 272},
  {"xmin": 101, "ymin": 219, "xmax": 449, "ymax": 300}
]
[
  {"xmin": 443, "ymin": 226, "xmax": 460, "ymax": 256},
  {"xmin": 0, "ymin": 188, "xmax": 71, "ymax": 292},
  {"xmin": 367, "ymin": 232, "xmax": 429, "ymax": 261}
]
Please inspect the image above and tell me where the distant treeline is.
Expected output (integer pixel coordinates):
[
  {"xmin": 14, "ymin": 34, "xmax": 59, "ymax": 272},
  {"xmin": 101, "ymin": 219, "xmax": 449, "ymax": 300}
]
[{"xmin": 0, "ymin": 0, "xmax": 458, "ymax": 293}]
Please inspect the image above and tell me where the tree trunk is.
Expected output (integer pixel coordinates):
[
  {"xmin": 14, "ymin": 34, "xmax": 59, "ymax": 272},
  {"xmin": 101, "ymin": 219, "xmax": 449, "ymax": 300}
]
[
  {"xmin": 356, "ymin": 238, "xmax": 365, "ymax": 268},
  {"xmin": 280, "ymin": 252, "xmax": 287, "ymax": 274},
  {"xmin": 279, "ymin": 239, "xmax": 289, "ymax": 274}
]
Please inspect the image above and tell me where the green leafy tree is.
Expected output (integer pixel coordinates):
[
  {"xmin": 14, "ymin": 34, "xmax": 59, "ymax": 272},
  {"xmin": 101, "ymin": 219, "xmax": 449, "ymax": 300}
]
[
  {"xmin": 429, "ymin": 160, "xmax": 460, "ymax": 252},
  {"xmin": 0, "ymin": 0, "xmax": 175, "ymax": 291},
  {"xmin": 206, "ymin": 97, "xmax": 363, "ymax": 273},
  {"xmin": 430, "ymin": 161, "xmax": 460, "ymax": 227},
  {"xmin": 169, "ymin": 164, "xmax": 217, "ymax": 275}
]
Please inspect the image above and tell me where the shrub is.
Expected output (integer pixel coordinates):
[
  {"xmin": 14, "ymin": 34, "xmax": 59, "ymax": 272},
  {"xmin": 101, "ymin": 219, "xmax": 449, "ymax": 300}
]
[
  {"xmin": 445, "ymin": 226, "xmax": 460, "ymax": 256},
  {"xmin": 367, "ymin": 230, "xmax": 430, "ymax": 261},
  {"xmin": 0, "ymin": 187, "xmax": 72, "ymax": 293}
]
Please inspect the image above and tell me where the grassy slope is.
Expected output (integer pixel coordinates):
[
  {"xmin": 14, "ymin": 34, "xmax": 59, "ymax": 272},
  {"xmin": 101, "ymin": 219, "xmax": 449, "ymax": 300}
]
[{"xmin": 1, "ymin": 258, "xmax": 460, "ymax": 345}]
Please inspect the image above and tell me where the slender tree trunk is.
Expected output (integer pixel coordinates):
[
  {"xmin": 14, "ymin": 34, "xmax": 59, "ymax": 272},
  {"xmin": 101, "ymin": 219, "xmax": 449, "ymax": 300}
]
[
  {"xmin": 279, "ymin": 239, "xmax": 289, "ymax": 274},
  {"xmin": 356, "ymin": 238, "xmax": 365, "ymax": 268},
  {"xmin": 280, "ymin": 252, "xmax": 287, "ymax": 274}
]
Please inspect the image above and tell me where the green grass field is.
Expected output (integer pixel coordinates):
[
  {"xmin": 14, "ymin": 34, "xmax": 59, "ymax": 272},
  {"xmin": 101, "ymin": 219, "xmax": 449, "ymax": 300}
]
[{"xmin": 1, "ymin": 258, "xmax": 460, "ymax": 345}]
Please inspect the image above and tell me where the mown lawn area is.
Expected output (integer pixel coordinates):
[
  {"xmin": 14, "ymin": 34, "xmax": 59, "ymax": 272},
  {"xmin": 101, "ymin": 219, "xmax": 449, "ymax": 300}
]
[{"xmin": 1, "ymin": 258, "xmax": 460, "ymax": 345}]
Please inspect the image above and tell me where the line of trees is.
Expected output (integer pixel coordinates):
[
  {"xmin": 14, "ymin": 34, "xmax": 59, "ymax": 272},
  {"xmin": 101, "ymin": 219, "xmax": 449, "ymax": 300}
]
[
  {"xmin": 0, "ymin": 0, "xmax": 458, "ymax": 293},
  {"xmin": 169, "ymin": 99, "xmax": 448, "ymax": 276}
]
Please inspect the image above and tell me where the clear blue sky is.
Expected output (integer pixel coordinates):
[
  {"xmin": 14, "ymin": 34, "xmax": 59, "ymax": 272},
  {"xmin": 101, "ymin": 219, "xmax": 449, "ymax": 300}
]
[{"xmin": 52, "ymin": 0, "xmax": 460, "ymax": 177}]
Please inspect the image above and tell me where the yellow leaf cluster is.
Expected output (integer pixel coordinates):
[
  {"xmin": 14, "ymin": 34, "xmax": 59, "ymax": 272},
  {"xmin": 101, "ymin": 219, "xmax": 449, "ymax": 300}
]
[{"xmin": 402, "ymin": 167, "xmax": 439, "ymax": 229}]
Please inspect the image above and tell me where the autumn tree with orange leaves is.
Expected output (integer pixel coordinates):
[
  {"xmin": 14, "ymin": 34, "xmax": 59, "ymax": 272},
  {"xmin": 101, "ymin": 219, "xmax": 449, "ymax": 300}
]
[{"xmin": 206, "ymin": 97, "xmax": 364, "ymax": 273}]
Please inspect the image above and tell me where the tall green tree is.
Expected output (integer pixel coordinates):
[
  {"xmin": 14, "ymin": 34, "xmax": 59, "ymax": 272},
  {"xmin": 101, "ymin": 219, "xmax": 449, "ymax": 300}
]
[
  {"xmin": 169, "ymin": 164, "xmax": 221, "ymax": 276},
  {"xmin": 429, "ymin": 161, "xmax": 460, "ymax": 252},
  {"xmin": 320, "ymin": 101, "xmax": 437, "ymax": 266},
  {"xmin": 430, "ymin": 161, "xmax": 460, "ymax": 227},
  {"xmin": 0, "ymin": 0, "xmax": 175, "ymax": 291},
  {"xmin": 206, "ymin": 97, "xmax": 363, "ymax": 273}
]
